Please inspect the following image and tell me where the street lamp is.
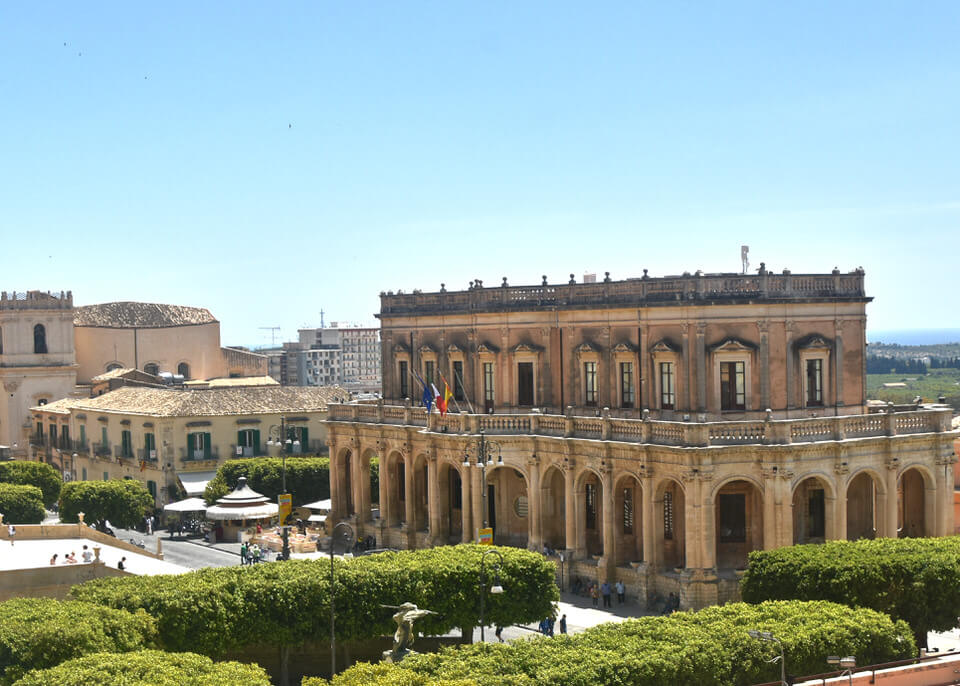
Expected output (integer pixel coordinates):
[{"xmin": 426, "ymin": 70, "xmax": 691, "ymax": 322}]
[
  {"xmin": 462, "ymin": 430, "xmax": 502, "ymax": 540},
  {"xmin": 329, "ymin": 521, "xmax": 355, "ymax": 676},
  {"xmin": 478, "ymin": 547, "xmax": 505, "ymax": 642},
  {"xmin": 826, "ymin": 655, "xmax": 856, "ymax": 686},
  {"xmin": 266, "ymin": 417, "xmax": 300, "ymax": 561},
  {"xmin": 748, "ymin": 630, "xmax": 786, "ymax": 686}
]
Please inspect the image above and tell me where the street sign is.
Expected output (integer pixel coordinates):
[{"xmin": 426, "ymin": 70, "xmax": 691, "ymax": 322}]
[
  {"xmin": 278, "ymin": 493, "xmax": 292, "ymax": 524},
  {"xmin": 478, "ymin": 527, "xmax": 493, "ymax": 545}
]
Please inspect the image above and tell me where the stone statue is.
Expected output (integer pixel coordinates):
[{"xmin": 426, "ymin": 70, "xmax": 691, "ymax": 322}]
[{"xmin": 381, "ymin": 602, "xmax": 437, "ymax": 662}]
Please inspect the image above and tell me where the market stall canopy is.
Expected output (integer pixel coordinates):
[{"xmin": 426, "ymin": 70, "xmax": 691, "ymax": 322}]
[
  {"xmin": 307, "ymin": 514, "xmax": 327, "ymax": 523},
  {"xmin": 302, "ymin": 498, "xmax": 332, "ymax": 511},
  {"xmin": 205, "ymin": 477, "xmax": 278, "ymax": 521},
  {"xmin": 178, "ymin": 470, "xmax": 218, "ymax": 497},
  {"xmin": 163, "ymin": 497, "xmax": 208, "ymax": 513}
]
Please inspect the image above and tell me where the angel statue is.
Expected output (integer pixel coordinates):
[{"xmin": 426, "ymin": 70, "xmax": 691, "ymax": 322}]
[{"xmin": 381, "ymin": 602, "xmax": 438, "ymax": 662}]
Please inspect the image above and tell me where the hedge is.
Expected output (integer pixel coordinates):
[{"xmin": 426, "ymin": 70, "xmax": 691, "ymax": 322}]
[
  {"xmin": 71, "ymin": 545, "xmax": 556, "ymax": 658},
  {"xmin": 58, "ymin": 479, "xmax": 154, "ymax": 528},
  {"xmin": 0, "ymin": 462, "xmax": 61, "ymax": 508},
  {"xmin": 0, "ymin": 598, "xmax": 157, "ymax": 685},
  {"xmin": 741, "ymin": 536, "xmax": 960, "ymax": 646},
  {"xmin": 0, "ymin": 484, "xmax": 45, "ymax": 525},
  {"xmin": 319, "ymin": 600, "xmax": 914, "ymax": 686},
  {"xmin": 203, "ymin": 457, "xmax": 331, "ymax": 506},
  {"xmin": 12, "ymin": 650, "xmax": 271, "ymax": 686}
]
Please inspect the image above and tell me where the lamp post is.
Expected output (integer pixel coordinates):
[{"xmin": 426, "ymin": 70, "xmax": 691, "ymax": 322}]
[
  {"xmin": 462, "ymin": 430, "xmax": 502, "ymax": 541},
  {"xmin": 748, "ymin": 630, "xmax": 786, "ymax": 686},
  {"xmin": 478, "ymin": 547, "xmax": 505, "ymax": 642},
  {"xmin": 267, "ymin": 417, "xmax": 300, "ymax": 561},
  {"xmin": 329, "ymin": 521, "xmax": 355, "ymax": 676},
  {"xmin": 826, "ymin": 655, "xmax": 856, "ymax": 686}
]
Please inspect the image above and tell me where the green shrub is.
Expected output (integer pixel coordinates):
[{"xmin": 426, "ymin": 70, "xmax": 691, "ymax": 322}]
[
  {"xmin": 741, "ymin": 536, "xmax": 960, "ymax": 646},
  {"xmin": 12, "ymin": 650, "xmax": 270, "ymax": 686},
  {"xmin": 203, "ymin": 457, "xmax": 331, "ymax": 506},
  {"xmin": 0, "ymin": 484, "xmax": 45, "ymax": 524},
  {"xmin": 0, "ymin": 598, "xmax": 157, "ymax": 685},
  {"xmin": 328, "ymin": 601, "xmax": 914, "ymax": 686},
  {"xmin": 71, "ymin": 545, "xmax": 556, "ymax": 658},
  {"xmin": 0, "ymin": 462, "xmax": 61, "ymax": 508},
  {"xmin": 58, "ymin": 479, "xmax": 154, "ymax": 528}
]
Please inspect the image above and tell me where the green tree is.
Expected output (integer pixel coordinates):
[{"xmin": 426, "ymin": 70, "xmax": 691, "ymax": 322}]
[
  {"xmin": 0, "ymin": 462, "xmax": 61, "ymax": 508},
  {"xmin": 0, "ymin": 598, "xmax": 157, "ymax": 685},
  {"xmin": 0, "ymin": 484, "xmax": 45, "ymax": 524},
  {"xmin": 59, "ymin": 480, "xmax": 154, "ymax": 529},
  {"xmin": 203, "ymin": 457, "xmax": 331, "ymax": 506},
  {"xmin": 12, "ymin": 650, "xmax": 270, "ymax": 686}
]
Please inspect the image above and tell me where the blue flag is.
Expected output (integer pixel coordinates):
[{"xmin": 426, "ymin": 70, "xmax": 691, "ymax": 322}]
[{"xmin": 413, "ymin": 371, "xmax": 434, "ymax": 412}]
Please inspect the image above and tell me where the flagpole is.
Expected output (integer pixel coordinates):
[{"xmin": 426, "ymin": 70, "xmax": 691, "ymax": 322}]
[{"xmin": 451, "ymin": 367, "xmax": 475, "ymax": 414}]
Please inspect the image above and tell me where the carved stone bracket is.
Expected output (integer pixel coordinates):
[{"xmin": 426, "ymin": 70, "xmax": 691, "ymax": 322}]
[{"xmin": 834, "ymin": 461, "xmax": 849, "ymax": 475}]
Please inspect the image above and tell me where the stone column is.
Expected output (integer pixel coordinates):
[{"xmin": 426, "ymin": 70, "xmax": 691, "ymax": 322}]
[
  {"xmin": 527, "ymin": 455, "xmax": 542, "ymax": 551},
  {"xmin": 884, "ymin": 460, "xmax": 899, "ymax": 539},
  {"xmin": 404, "ymin": 453, "xmax": 415, "ymax": 537},
  {"xmin": 358, "ymin": 455, "xmax": 371, "ymax": 525},
  {"xmin": 762, "ymin": 469, "xmax": 777, "ymax": 550},
  {"xmin": 329, "ymin": 441, "xmax": 342, "ymax": 520},
  {"xmin": 777, "ymin": 472, "xmax": 793, "ymax": 548},
  {"xmin": 378, "ymin": 451, "xmax": 390, "ymax": 531},
  {"xmin": 701, "ymin": 483, "xmax": 716, "ymax": 571},
  {"xmin": 564, "ymin": 459, "xmax": 577, "ymax": 556},
  {"xmin": 461, "ymin": 464, "xmax": 472, "ymax": 543},
  {"xmin": 696, "ymin": 322, "xmax": 706, "ymax": 413},
  {"xmin": 758, "ymin": 320, "xmax": 770, "ymax": 411},
  {"xmin": 642, "ymin": 473, "xmax": 656, "ymax": 567},
  {"xmin": 833, "ymin": 467, "xmax": 848, "ymax": 540},
  {"xmin": 683, "ymin": 474, "xmax": 700, "ymax": 570},
  {"xmin": 471, "ymin": 462, "xmax": 483, "ymax": 539},
  {"xmin": 427, "ymin": 453, "xmax": 441, "ymax": 541},
  {"xmin": 834, "ymin": 320, "xmax": 845, "ymax": 408},
  {"xmin": 601, "ymin": 467, "xmax": 616, "ymax": 578}
]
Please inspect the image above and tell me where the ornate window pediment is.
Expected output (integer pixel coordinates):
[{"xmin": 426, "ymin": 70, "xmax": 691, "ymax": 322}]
[
  {"xmin": 708, "ymin": 337, "xmax": 757, "ymax": 353},
  {"xmin": 649, "ymin": 338, "xmax": 680, "ymax": 354},
  {"xmin": 612, "ymin": 341, "xmax": 638, "ymax": 354},
  {"xmin": 796, "ymin": 334, "xmax": 833, "ymax": 350},
  {"xmin": 477, "ymin": 342, "xmax": 500, "ymax": 355},
  {"xmin": 574, "ymin": 341, "xmax": 600, "ymax": 356},
  {"xmin": 510, "ymin": 342, "xmax": 543, "ymax": 354},
  {"xmin": 392, "ymin": 342, "xmax": 410, "ymax": 355},
  {"xmin": 447, "ymin": 343, "xmax": 463, "ymax": 355},
  {"xmin": 419, "ymin": 344, "xmax": 437, "ymax": 356}
]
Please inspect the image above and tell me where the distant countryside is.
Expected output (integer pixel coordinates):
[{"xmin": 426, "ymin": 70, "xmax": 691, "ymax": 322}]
[{"xmin": 866, "ymin": 341, "xmax": 960, "ymax": 410}]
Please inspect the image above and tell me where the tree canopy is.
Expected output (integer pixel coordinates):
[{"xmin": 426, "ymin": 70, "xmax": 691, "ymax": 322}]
[
  {"xmin": 58, "ymin": 480, "xmax": 154, "ymax": 529},
  {"xmin": 0, "ymin": 484, "xmax": 45, "ymax": 524},
  {"xmin": 0, "ymin": 462, "xmax": 61, "ymax": 508}
]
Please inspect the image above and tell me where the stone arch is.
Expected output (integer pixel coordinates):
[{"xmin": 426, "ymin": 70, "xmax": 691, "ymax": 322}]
[
  {"xmin": 540, "ymin": 464, "xmax": 566, "ymax": 551},
  {"xmin": 714, "ymin": 478, "xmax": 764, "ymax": 571},
  {"xmin": 575, "ymin": 467, "xmax": 606, "ymax": 557},
  {"xmin": 845, "ymin": 468, "xmax": 886, "ymax": 541},
  {"xmin": 792, "ymin": 474, "xmax": 836, "ymax": 544},
  {"xmin": 412, "ymin": 453, "xmax": 430, "ymax": 532},
  {"xmin": 614, "ymin": 472, "xmax": 643, "ymax": 566},
  {"xmin": 898, "ymin": 464, "xmax": 935, "ymax": 538},
  {"xmin": 486, "ymin": 463, "xmax": 529, "ymax": 547},
  {"xmin": 438, "ymin": 459, "xmax": 466, "ymax": 543},
  {"xmin": 384, "ymin": 450, "xmax": 406, "ymax": 527},
  {"xmin": 654, "ymin": 477, "xmax": 686, "ymax": 571}
]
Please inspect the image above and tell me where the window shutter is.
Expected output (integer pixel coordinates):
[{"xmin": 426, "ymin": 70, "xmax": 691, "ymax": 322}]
[
  {"xmin": 203, "ymin": 432, "xmax": 211, "ymax": 459},
  {"xmin": 237, "ymin": 430, "xmax": 244, "ymax": 449},
  {"xmin": 253, "ymin": 429, "xmax": 261, "ymax": 454},
  {"xmin": 300, "ymin": 428, "xmax": 308, "ymax": 453}
]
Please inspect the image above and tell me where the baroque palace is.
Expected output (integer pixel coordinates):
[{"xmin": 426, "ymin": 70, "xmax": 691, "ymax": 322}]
[{"xmin": 329, "ymin": 267, "xmax": 958, "ymax": 608}]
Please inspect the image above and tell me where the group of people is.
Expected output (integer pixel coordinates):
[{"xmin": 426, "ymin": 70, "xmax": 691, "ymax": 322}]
[
  {"xmin": 49, "ymin": 545, "xmax": 95, "ymax": 565},
  {"xmin": 537, "ymin": 613, "xmax": 567, "ymax": 636},
  {"xmin": 572, "ymin": 578, "xmax": 626, "ymax": 608},
  {"xmin": 239, "ymin": 541, "xmax": 267, "ymax": 564}
]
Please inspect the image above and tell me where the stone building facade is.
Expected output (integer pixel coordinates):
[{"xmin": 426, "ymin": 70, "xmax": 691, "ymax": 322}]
[{"xmin": 326, "ymin": 269, "xmax": 960, "ymax": 608}]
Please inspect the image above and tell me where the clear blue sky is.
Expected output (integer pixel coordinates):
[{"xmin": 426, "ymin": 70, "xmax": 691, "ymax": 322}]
[{"xmin": 2, "ymin": 2, "xmax": 958, "ymax": 346}]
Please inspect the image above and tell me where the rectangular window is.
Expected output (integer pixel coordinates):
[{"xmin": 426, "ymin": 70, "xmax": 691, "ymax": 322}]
[
  {"xmin": 398, "ymin": 361, "xmax": 409, "ymax": 399},
  {"xmin": 80, "ymin": 424, "xmax": 86, "ymax": 448},
  {"xmin": 121, "ymin": 430, "xmax": 133, "ymax": 458},
  {"xmin": 806, "ymin": 359, "xmax": 823, "ymax": 407},
  {"xmin": 585, "ymin": 482, "xmax": 597, "ymax": 530},
  {"xmin": 517, "ymin": 362, "xmax": 534, "ymax": 406},
  {"xmin": 36, "ymin": 422, "xmax": 44, "ymax": 440},
  {"xmin": 620, "ymin": 362, "xmax": 634, "ymax": 408},
  {"xmin": 424, "ymin": 361, "xmax": 435, "ymax": 387},
  {"xmin": 718, "ymin": 493, "xmax": 746, "ymax": 542},
  {"xmin": 483, "ymin": 362, "xmax": 495, "ymax": 412},
  {"xmin": 660, "ymin": 362, "xmax": 675, "ymax": 409},
  {"xmin": 664, "ymin": 491, "xmax": 674, "ymax": 540},
  {"xmin": 147, "ymin": 480, "xmax": 157, "ymax": 498},
  {"xmin": 453, "ymin": 361, "xmax": 465, "ymax": 401},
  {"xmin": 49, "ymin": 425, "xmax": 57, "ymax": 444},
  {"xmin": 623, "ymin": 487, "xmax": 634, "ymax": 534},
  {"xmin": 144, "ymin": 432, "xmax": 156, "ymax": 458},
  {"xmin": 720, "ymin": 361, "xmax": 746, "ymax": 411},
  {"xmin": 584, "ymin": 361, "xmax": 597, "ymax": 406}
]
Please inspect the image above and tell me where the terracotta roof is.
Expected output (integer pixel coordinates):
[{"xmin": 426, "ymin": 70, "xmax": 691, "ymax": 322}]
[
  {"xmin": 74, "ymin": 302, "xmax": 217, "ymax": 328},
  {"xmin": 52, "ymin": 385, "xmax": 349, "ymax": 417},
  {"xmin": 31, "ymin": 397, "xmax": 77, "ymax": 414},
  {"xmin": 90, "ymin": 367, "xmax": 137, "ymax": 382},
  {"xmin": 182, "ymin": 376, "xmax": 279, "ymax": 388}
]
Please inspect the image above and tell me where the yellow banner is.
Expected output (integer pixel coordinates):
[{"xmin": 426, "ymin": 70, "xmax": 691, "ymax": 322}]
[
  {"xmin": 278, "ymin": 493, "xmax": 292, "ymax": 524},
  {"xmin": 478, "ymin": 527, "xmax": 493, "ymax": 545}
]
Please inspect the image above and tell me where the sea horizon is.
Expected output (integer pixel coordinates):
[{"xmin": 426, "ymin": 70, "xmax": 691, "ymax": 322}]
[{"xmin": 867, "ymin": 329, "xmax": 960, "ymax": 346}]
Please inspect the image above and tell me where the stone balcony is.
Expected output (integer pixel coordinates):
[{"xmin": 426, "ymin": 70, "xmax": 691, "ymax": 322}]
[
  {"xmin": 327, "ymin": 402, "xmax": 952, "ymax": 448},
  {"xmin": 0, "ymin": 290, "xmax": 73, "ymax": 310}
]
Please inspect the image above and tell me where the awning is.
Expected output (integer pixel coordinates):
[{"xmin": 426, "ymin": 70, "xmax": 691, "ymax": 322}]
[
  {"xmin": 163, "ymin": 497, "xmax": 208, "ymax": 513},
  {"xmin": 205, "ymin": 502, "xmax": 279, "ymax": 521},
  {"xmin": 178, "ymin": 471, "xmax": 218, "ymax": 497},
  {"xmin": 303, "ymin": 498, "xmax": 332, "ymax": 511},
  {"xmin": 307, "ymin": 514, "xmax": 327, "ymax": 523}
]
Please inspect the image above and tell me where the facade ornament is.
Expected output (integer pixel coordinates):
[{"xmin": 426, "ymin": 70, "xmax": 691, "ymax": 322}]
[
  {"xmin": 885, "ymin": 457, "xmax": 900, "ymax": 471},
  {"xmin": 784, "ymin": 319, "xmax": 795, "ymax": 333},
  {"xmin": 680, "ymin": 322, "xmax": 690, "ymax": 335},
  {"xmin": 757, "ymin": 320, "xmax": 769, "ymax": 334},
  {"xmin": 833, "ymin": 461, "xmax": 849, "ymax": 475},
  {"xmin": 696, "ymin": 321, "xmax": 707, "ymax": 336}
]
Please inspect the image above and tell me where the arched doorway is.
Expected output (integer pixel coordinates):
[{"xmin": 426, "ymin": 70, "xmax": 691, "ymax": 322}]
[
  {"xmin": 540, "ymin": 466, "xmax": 566, "ymax": 551},
  {"xmin": 487, "ymin": 465, "xmax": 528, "ymax": 547},
  {"xmin": 615, "ymin": 474, "xmax": 643, "ymax": 566},
  {"xmin": 792, "ymin": 475, "xmax": 833, "ymax": 544},
  {"xmin": 335, "ymin": 448, "xmax": 354, "ymax": 519},
  {"xmin": 577, "ymin": 469, "xmax": 605, "ymax": 557},
  {"xmin": 656, "ymin": 479, "xmax": 685, "ymax": 570},
  {"xmin": 438, "ymin": 461, "xmax": 466, "ymax": 543},
  {"xmin": 899, "ymin": 467, "xmax": 933, "ymax": 538},
  {"xmin": 846, "ymin": 471, "xmax": 883, "ymax": 540},
  {"xmin": 714, "ymin": 479, "xmax": 763, "ymax": 571}
]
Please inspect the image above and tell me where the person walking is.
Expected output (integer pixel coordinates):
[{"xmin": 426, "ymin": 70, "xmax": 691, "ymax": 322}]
[
  {"xmin": 615, "ymin": 580, "xmax": 626, "ymax": 604},
  {"xmin": 494, "ymin": 625, "xmax": 504, "ymax": 643},
  {"xmin": 546, "ymin": 616, "xmax": 555, "ymax": 636},
  {"xmin": 559, "ymin": 614, "xmax": 567, "ymax": 634},
  {"xmin": 600, "ymin": 580, "xmax": 612, "ymax": 608},
  {"xmin": 118, "ymin": 557, "xmax": 126, "ymax": 571},
  {"xmin": 7, "ymin": 524, "xmax": 14, "ymax": 546},
  {"xmin": 589, "ymin": 583, "xmax": 599, "ymax": 608}
]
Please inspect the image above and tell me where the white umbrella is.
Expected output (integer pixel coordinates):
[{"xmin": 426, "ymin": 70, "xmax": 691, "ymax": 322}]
[{"xmin": 163, "ymin": 497, "xmax": 208, "ymax": 513}]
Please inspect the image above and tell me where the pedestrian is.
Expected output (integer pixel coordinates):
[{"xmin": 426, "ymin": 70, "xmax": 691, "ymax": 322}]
[
  {"xmin": 600, "ymin": 580, "xmax": 612, "ymax": 608},
  {"xmin": 495, "ymin": 625, "xmax": 504, "ymax": 642},
  {"xmin": 7, "ymin": 524, "xmax": 14, "ymax": 546},
  {"xmin": 589, "ymin": 583, "xmax": 599, "ymax": 608},
  {"xmin": 239, "ymin": 541, "xmax": 248, "ymax": 565},
  {"xmin": 118, "ymin": 557, "xmax": 126, "ymax": 571},
  {"xmin": 146, "ymin": 515, "xmax": 153, "ymax": 535},
  {"xmin": 546, "ymin": 616, "xmax": 555, "ymax": 636},
  {"xmin": 81, "ymin": 545, "xmax": 93, "ymax": 563},
  {"xmin": 49, "ymin": 553, "xmax": 58, "ymax": 565},
  {"xmin": 252, "ymin": 544, "xmax": 261, "ymax": 564},
  {"xmin": 615, "ymin": 579, "xmax": 626, "ymax": 604},
  {"xmin": 559, "ymin": 614, "xmax": 567, "ymax": 634}
]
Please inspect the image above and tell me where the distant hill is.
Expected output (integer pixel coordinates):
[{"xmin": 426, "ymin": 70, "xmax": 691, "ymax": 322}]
[{"xmin": 867, "ymin": 329, "xmax": 960, "ymax": 346}]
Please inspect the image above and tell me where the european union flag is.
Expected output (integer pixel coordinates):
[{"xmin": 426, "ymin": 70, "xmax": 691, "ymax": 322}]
[{"xmin": 413, "ymin": 371, "xmax": 433, "ymax": 412}]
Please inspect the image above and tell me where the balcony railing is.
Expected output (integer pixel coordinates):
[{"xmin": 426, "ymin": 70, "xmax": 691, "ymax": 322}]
[
  {"xmin": 92, "ymin": 442, "xmax": 112, "ymax": 458},
  {"xmin": 327, "ymin": 403, "xmax": 953, "ymax": 448},
  {"xmin": 179, "ymin": 447, "xmax": 220, "ymax": 462}
]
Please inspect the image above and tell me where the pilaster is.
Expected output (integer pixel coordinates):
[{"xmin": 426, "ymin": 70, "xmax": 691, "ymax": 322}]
[{"xmin": 527, "ymin": 453, "xmax": 542, "ymax": 551}]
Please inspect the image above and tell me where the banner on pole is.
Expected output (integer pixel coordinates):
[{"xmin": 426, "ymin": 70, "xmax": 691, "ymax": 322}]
[
  {"xmin": 278, "ymin": 493, "xmax": 292, "ymax": 524},
  {"xmin": 478, "ymin": 527, "xmax": 493, "ymax": 545}
]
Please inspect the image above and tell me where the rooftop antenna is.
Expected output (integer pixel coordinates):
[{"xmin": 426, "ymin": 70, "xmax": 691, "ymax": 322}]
[
  {"xmin": 320, "ymin": 309, "xmax": 325, "ymax": 328},
  {"xmin": 259, "ymin": 326, "xmax": 280, "ymax": 346},
  {"xmin": 741, "ymin": 245, "xmax": 750, "ymax": 275}
]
